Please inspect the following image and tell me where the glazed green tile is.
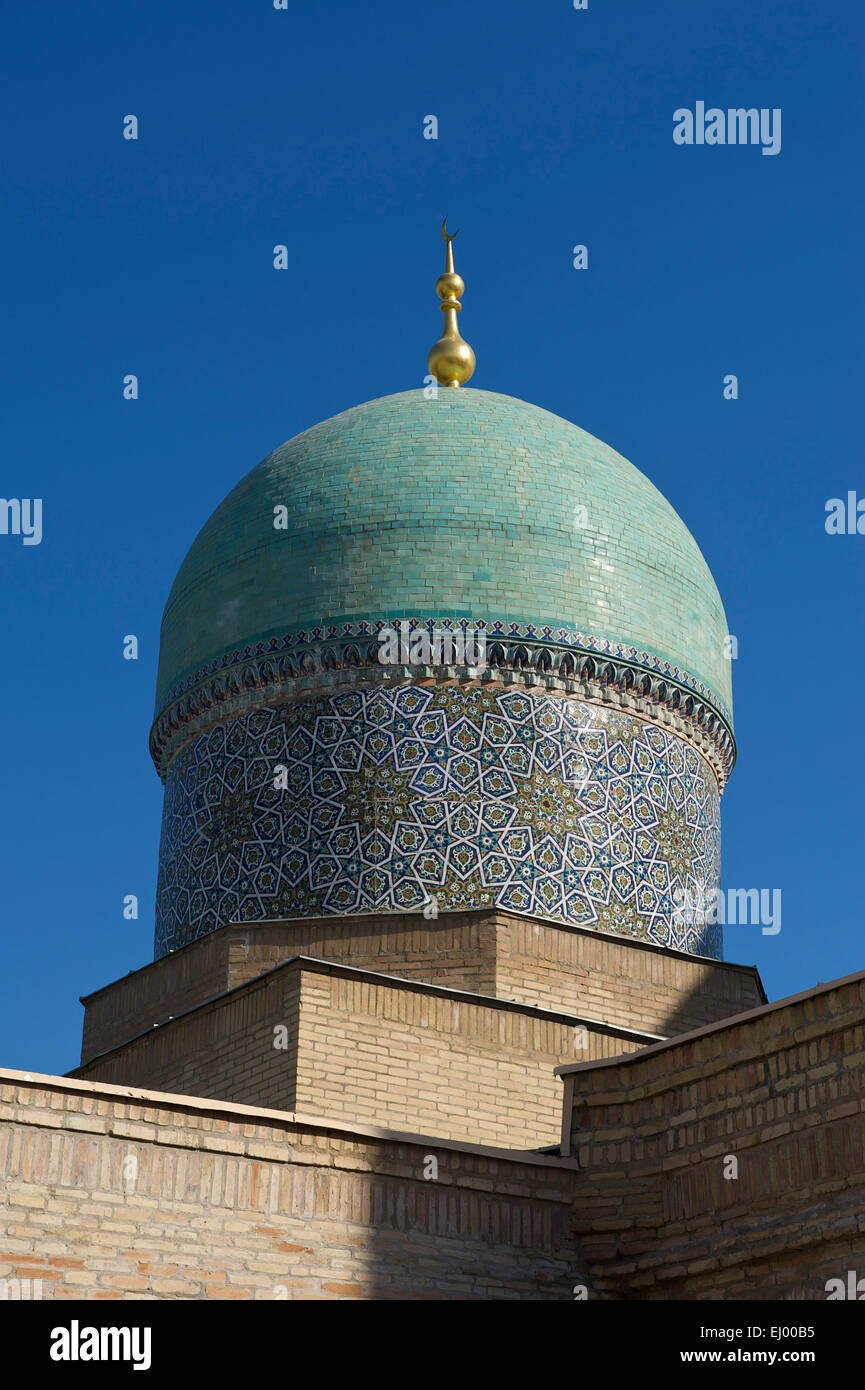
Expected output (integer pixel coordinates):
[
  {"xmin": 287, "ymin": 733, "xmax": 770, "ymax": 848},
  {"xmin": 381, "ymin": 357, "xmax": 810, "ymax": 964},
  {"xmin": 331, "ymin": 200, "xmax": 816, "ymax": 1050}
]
[{"xmin": 156, "ymin": 389, "xmax": 733, "ymax": 723}]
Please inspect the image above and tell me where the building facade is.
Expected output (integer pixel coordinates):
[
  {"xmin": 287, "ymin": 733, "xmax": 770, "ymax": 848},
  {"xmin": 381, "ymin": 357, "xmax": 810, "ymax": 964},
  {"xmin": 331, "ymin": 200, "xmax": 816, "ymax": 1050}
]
[{"xmin": 1, "ymin": 233, "xmax": 862, "ymax": 1301}]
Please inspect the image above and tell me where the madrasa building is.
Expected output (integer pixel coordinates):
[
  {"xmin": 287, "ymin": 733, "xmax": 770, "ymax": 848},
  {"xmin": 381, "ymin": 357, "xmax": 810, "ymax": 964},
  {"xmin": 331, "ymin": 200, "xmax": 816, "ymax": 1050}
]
[{"xmin": 2, "ymin": 227, "xmax": 863, "ymax": 1301}]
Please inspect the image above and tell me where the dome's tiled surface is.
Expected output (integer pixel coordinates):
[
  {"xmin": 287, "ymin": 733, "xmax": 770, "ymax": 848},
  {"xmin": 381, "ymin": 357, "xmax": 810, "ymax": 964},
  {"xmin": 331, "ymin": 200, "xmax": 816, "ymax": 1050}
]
[
  {"xmin": 153, "ymin": 389, "xmax": 732, "ymax": 960},
  {"xmin": 156, "ymin": 389, "xmax": 732, "ymax": 724},
  {"xmin": 155, "ymin": 686, "xmax": 722, "ymax": 960}
]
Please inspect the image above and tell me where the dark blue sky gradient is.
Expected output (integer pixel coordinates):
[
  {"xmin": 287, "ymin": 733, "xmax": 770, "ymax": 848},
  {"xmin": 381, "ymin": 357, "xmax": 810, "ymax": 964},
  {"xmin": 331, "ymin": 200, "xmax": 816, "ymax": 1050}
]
[{"xmin": 1, "ymin": 0, "xmax": 862, "ymax": 1072}]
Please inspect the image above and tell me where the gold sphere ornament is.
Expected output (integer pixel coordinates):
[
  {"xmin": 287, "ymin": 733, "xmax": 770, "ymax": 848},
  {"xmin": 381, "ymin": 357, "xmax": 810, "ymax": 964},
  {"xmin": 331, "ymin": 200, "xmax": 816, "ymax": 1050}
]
[{"xmin": 427, "ymin": 218, "xmax": 476, "ymax": 387}]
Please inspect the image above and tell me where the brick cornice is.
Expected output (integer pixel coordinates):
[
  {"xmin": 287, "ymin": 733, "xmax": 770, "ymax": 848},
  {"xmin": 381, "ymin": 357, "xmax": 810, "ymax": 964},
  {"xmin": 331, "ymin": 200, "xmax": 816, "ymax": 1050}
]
[
  {"xmin": 73, "ymin": 952, "xmax": 665, "ymax": 1073},
  {"xmin": 78, "ymin": 906, "xmax": 766, "ymax": 1006},
  {"xmin": 555, "ymin": 965, "xmax": 865, "ymax": 1080},
  {"xmin": 0, "ymin": 1067, "xmax": 579, "ymax": 1174}
]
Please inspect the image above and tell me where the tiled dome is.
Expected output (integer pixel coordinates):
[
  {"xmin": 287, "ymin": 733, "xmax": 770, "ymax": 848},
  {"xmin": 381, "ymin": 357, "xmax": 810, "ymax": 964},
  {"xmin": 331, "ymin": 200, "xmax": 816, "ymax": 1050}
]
[
  {"xmin": 151, "ymin": 388, "xmax": 734, "ymax": 962},
  {"xmin": 154, "ymin": 389, "xmax": 733, "ymax": 733}
]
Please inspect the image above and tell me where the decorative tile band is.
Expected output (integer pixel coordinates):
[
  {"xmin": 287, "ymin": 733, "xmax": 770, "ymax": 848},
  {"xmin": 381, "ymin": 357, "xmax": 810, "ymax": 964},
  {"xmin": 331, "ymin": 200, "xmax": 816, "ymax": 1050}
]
[
  {"xmin": 150, "ymin": 623, "xmax": 736, "ymax": 790},
  {"xmin": 154, "ymin": 685, "xmax": 723, "ymax": 961},
  {"xmin": 155, "ymin": 616, "xmax": 732, "ymax": 723}
]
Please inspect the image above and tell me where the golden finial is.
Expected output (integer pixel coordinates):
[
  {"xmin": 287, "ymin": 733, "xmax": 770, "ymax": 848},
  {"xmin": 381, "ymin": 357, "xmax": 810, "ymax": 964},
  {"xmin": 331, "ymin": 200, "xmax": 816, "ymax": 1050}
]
[{"xmin": 427, "ymin": 217, "xmax": 476, "ymax": 387}]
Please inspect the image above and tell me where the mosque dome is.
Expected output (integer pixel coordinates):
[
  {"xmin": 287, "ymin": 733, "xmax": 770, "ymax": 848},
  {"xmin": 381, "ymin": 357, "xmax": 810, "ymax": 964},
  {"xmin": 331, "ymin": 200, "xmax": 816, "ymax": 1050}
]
[
  {"xmin": 154, "ymin": 388, "xmax": 733, "ymax": 755},
  {"xmin": 151, "ymin": 236, "xmax": 734, "ymax": 964}
]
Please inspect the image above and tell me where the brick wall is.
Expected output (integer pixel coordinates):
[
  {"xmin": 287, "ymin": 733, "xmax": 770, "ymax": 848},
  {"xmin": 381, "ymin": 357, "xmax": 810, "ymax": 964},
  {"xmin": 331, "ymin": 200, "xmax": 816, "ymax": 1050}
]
[
  {"xmin": 292, "ymin": 966, "xmax": 645, "ymax": 1148},
  {"xmin": 558, "ymin": 970, "xmax": 865, "ymax": 1299},
  {"xmin": 493, "ymin": 915, "xmax": 763, "ymax": 1035},
  {"xmin": 229, "ymin": 914, "xmax": 499, "ymax": 997},
  {"xmin": 76, "ymin": 968, "xmax": 303, "ymax": 1114},
  {"xmin": 80, "ymin": 910, "xmax": 764, "ymax": 1065},
  {"xmin": 75, "ymin": 959, "xmax": 647, "ymax": 1150},
  {"xmin": 80, "ymin": 931, "xmax": 230, "ymax": 1066},
  {"xmin": 80, "ymin": 912, "xmax": 499, "ymax": 1064},
  {"xmin": 0, "ymin": 1070, "xmax": 582, "ymax": 1300}
]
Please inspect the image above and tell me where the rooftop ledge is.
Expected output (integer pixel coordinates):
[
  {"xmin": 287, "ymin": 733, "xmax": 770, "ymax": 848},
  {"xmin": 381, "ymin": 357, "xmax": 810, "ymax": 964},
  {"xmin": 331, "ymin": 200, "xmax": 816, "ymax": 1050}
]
[{"xmin": 0, "ymin": 1066, "xmax": 579, "ymax": 1171}]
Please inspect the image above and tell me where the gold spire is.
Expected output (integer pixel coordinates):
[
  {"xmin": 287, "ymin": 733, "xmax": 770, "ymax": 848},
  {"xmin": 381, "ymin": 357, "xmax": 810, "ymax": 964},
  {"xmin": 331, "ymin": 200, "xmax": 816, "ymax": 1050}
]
[{"xmin": 427, "ymin": 218, "xmax": 476, "ymax": 387}]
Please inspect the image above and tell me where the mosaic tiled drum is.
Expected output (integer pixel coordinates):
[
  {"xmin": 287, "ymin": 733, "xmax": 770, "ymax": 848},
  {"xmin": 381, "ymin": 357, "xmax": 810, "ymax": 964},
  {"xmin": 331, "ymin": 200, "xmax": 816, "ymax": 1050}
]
[{"xmin": 152, "ymin": 389, "xmax": 735, "ymax": 960}]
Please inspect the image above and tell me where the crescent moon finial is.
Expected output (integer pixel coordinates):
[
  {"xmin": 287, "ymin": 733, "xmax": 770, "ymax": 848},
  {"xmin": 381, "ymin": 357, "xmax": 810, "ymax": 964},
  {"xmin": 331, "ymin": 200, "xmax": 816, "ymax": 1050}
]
[{"xmin": 428, "ymin": 218, "xmax": 475, "ymax": 388}]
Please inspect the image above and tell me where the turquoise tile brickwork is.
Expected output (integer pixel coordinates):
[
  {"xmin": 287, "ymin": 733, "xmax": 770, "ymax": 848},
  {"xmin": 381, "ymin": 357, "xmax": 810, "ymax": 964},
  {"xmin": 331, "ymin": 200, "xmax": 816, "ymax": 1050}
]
[{"xmin": 155, "ymin": 390, "xmax": 733, "ymax": 728}]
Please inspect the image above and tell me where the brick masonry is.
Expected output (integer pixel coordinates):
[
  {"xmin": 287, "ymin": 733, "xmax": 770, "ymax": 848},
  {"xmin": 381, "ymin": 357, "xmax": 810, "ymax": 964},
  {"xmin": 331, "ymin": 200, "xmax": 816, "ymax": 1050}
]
[
  {"xmin": 79, "ymin": 910, "xmax": 765, "ymax": 1064},
  {"xmin": 74, "ymin": 957, "xmax": 649, "ymax": 1150},
  {"xmin": 0, "ymin": 1071, "xmax": 582, "ymax": 1300},
  {"xmin": 4, "ymin": 959, "xmax": 864, "ymax": 1298},
  {"xmin": 557, "ymin": 969, "xmax": 865, "ymax": 1299}
]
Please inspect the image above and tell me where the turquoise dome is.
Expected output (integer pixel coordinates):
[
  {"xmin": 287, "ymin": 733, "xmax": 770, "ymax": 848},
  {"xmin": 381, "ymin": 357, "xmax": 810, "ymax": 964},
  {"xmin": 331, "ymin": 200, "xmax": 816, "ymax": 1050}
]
[
  {"xmin": 153, "ymin": 386, "xmax": 733, "ymax": 960},
  {"xmin": 155, "ymin": 388, "xmax": 732, "ymax": 727}
]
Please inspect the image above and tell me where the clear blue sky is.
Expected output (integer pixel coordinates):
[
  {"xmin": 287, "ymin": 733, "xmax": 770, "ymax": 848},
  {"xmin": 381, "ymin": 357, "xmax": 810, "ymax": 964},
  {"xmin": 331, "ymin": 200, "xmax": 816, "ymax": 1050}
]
[{"xmin": 1, "ymin": 1, "xmax": 862, "ymax": 1074}]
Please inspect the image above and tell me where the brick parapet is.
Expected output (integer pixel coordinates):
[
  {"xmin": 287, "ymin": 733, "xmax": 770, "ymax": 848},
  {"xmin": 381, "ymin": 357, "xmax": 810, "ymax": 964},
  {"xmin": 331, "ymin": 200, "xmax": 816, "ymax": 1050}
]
[
  {"xmin": 558, "ymin": 970, "xmax": 865, "ymax": 1299},
  {"xmin": 0, "ymin": 1068, "xmax": 582, "ymax": 1301}
]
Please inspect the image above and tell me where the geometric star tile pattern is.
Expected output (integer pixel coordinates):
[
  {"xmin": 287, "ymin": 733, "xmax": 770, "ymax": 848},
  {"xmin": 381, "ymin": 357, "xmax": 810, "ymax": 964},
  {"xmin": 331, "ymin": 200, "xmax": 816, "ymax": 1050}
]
[{"xmin": 155, "ymin": 685, "xmax": 722, "ymax": 960}]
